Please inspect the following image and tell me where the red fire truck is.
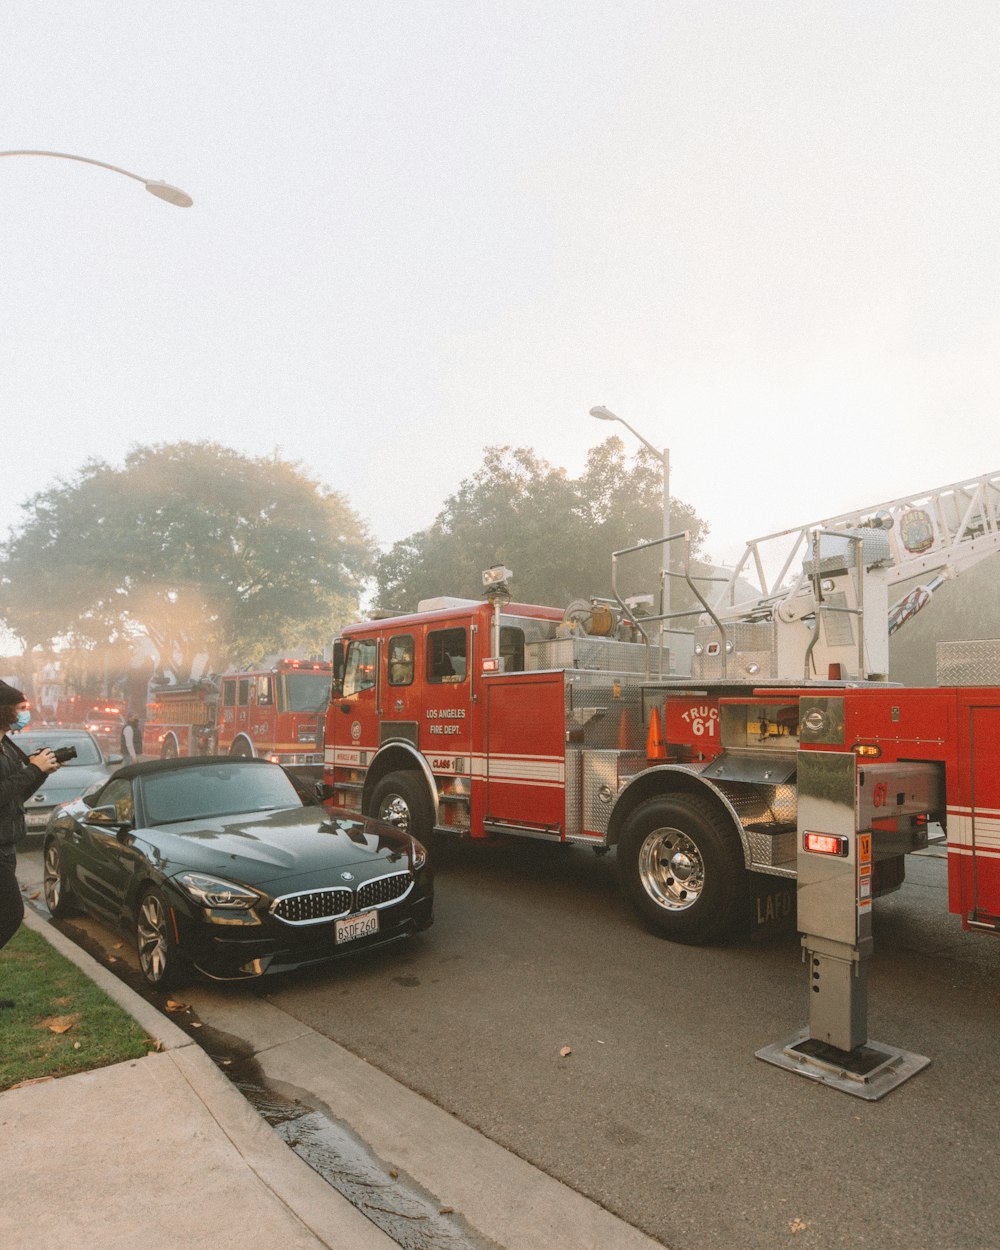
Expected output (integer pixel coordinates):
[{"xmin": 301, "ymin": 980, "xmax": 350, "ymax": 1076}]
[
  {"xmin": 147, "ymin": 659, "xmax": 331, "ymax": 767},
  {"xmin": 322, "ymin": 470, "xmax": 1000, "ymax": 1095},
  {"xmin": 323, "ymin": 470, "xmax": 1000, "ymax": 947},
  {"xmin": 54, "ymin": 695, "xmax": 127, "ymax": 744}
]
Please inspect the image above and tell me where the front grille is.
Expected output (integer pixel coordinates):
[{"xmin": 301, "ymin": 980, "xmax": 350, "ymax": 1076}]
[
  {"xmin": 272, "ymin": 888, "xmax": 352, "ymax": 925},
  {"xmin": 357, "ymin": 872, "xmax": 412, "ymax": 910},
  {"xmin": 271, "ymin": 870, "xmax": 413, "ymax": 926}
]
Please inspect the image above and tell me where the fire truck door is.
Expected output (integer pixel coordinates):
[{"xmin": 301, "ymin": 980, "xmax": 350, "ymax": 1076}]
[{"xmin": 484, "ymin": 676, "xmax": 565, "ymax": 834}]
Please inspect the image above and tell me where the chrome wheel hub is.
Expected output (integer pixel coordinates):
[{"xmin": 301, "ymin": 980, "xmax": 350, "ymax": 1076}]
[
  {"xmin": 379, "ymin": 795, "xmax": 411, "ymax": 833},
  {"xmin": 638, "ymin": 828, "xmax": 705, "ymax": 912}
]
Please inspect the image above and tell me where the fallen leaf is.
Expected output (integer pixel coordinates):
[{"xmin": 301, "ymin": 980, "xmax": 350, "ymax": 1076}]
[
  {"xmin": 165, "ymin": 1000, "xmax": 189, "ymax": 1013},
  {"xmin": 559, "ymin": 1045, "xmax": 572, "ymax": 1057},
  {"xmin": 8, "ymin": 1075, "xmax": 55, "ymax": 1090},
  {"xmin": 29, "ymin": 891, "xmax": 40, "ymax": 900},
  {"xmin": 73, "ymin": 1042, "xmax": 81, "ymax": 1050},
  {"xmin": 190, "ymin": 1021, "xmax": 203, "ymax": 1029},
  {"xmin": 389, "ymin": 1169, "xmax": 398, "ymax": 1179},
  {"xmin": 41, "ymin": 1015, "xmax": 78, "ymax": 1034},
  {"xmin": 439, "ymin": 1207, "xmax": 454, "ymax": 1215},
  {"xmin": 789, "ymin": 1218, "xmax": 810, "ymax": 1234},
  {"xmin": 113, "ymin": 942, "xmax": 124, "ymax": 950}
]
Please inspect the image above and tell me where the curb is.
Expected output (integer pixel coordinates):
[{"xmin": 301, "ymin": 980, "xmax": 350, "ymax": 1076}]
[{"xmin": 19, "ymin": 905, "xmax": 397, "ymax": 1250}]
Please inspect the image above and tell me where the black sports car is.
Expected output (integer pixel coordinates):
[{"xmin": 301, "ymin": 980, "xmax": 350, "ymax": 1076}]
[{"xmin": 42, "ymin": 756, "xmax": 433, "ymax": 988}]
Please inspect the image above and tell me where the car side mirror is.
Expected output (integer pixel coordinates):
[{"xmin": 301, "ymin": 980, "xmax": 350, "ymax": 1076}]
[
  {"xmin": 314, "ymin": 781, "xmax": 336, "ymax": 802},
  {"xmin": 107, "ymin": 753, "xmax": 124, "ymax": 764},
  {"xmin": 86, "ymin": 804, "xmax": 131, "ymax": 830}
]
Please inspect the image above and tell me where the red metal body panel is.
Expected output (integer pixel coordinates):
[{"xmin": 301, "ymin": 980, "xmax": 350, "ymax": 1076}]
[{"xmin": 483, "ymin": 674, "xmax": 566, "ymax": 832}]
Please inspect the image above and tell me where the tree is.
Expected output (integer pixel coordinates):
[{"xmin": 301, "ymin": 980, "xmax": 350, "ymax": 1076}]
[
  {"xmin": 374, "ymin": 439, "xmax": 710, "ymax": 614},
  {"xmin": 0, "ymin": 442, "xmax": 373, "ymax": 682}
]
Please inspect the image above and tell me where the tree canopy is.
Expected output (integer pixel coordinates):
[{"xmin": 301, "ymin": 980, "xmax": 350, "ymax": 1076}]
[
  {"xmin": 374, "ymin": 439, "xmax": 711, "ymax": 614},
  {"xmin": 0, "ymin": 442, "xmax": 372, "ymax": 679}
]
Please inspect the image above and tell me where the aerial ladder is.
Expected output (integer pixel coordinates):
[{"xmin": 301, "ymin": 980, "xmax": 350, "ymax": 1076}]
[{"xmin": 686, "ymin": 470, "xmax": 1000, "ymax": 683}]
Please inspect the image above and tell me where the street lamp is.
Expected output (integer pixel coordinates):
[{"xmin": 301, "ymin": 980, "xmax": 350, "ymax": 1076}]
[
  {"xmin": 0, "ymin": 150, "xmax": 193, "ymax": 207},
  {"xmin": 590, "ymin": 405, "xmax": 671, "ymax": 619}
]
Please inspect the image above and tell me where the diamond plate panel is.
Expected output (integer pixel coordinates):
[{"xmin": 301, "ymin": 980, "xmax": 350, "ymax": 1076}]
[{"xmin": 936, "ymin": 639, "xmax": 1000, "ymax": 686}]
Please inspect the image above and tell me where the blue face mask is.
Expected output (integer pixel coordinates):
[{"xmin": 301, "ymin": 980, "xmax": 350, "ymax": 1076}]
[{"xmin": 13, "ymin": 709, "xmax": 31, "ymax": 730}]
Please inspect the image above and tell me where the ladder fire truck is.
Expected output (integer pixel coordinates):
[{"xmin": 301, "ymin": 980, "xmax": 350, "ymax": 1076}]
[
  {"xmin": 324, "ymin": 470, "xmax": 1000, "ymax": 1097},
  {"xmin": 146, "ymin": 658, "xmax": 330, "ymax": 767}
]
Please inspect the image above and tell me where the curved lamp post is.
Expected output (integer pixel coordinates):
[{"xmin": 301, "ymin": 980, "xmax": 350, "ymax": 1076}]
[
  {"xmin": 590, "ymin": 405, "xmax": 671, "ymax": 618},
  {"xmin": 0, "ymin": 150, "xmax": 193, "ymax": 207}
]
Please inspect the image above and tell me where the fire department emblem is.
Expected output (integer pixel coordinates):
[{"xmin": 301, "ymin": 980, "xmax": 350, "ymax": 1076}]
[
  {"xmin": 899, "ymin": 508, "xmax": 935, "ymax": 554},
  {"xmin": 351, "ymin": 720, "xmax": 362, "ymax": 742}
]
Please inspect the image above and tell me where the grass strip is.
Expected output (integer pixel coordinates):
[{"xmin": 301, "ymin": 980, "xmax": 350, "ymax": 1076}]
[{"xmin": 0, "ymin": 925, "xmax": 153, "ymax": 1090}]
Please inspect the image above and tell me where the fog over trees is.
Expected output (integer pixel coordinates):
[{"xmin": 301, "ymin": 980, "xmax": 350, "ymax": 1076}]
[{"xmin": 0, "ymin": 442, "xmax": 372, "ymax": 686}]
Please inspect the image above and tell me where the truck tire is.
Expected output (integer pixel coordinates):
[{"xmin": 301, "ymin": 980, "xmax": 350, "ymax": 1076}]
[
  {"xmin": 369, "ymin": 771, "xmax": 434, "ymax": 848},
  {"xmin": 229, "ymin": 737, "xmax": 255, "ymax": 759},
  {"xmin": 617, "ymin": 793, "xmax": 747, "ymax": 944}
]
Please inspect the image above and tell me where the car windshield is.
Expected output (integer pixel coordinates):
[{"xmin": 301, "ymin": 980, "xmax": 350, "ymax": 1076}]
[
  {"xmin": 14, "ymin": 733, "xmax": 104, "ymax": 766},
  {"xmin": 139, "ymin": 762, "xmax": 303, "ymax": 825}
]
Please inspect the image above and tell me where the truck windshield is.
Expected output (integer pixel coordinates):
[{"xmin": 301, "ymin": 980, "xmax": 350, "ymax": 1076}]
[{"xmin": 281, "ymin": 671, "xmax": 331, "ymax": 713}]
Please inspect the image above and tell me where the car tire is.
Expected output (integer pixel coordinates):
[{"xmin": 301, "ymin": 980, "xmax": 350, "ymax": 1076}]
[
  {"xmin": 369, "ymin": 771, "xmax": 434, "ymax": 846},
  {"xmin": 42, "ymin": 840, "xmax": 80, "ymax": 919},
  {"xmin": 135, "ymin": 887, "xmax": 187, "ymax": 989},
  {"xmin": 617, "ymin": 793, "xmax": 747, "ymax": 945}
]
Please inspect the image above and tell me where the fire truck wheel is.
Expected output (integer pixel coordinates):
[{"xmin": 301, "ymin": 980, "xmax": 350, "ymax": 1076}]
[
  {"xmin": 617, "ymin": 794, "xmax": 747, "ymax": 944},
  {"xmin": 161, "ymin": 735, "xmax": 179, "ymax": 760},
  {"xmin": 369, "ymin": 771, "xmax": 433, "ymax": 845}
]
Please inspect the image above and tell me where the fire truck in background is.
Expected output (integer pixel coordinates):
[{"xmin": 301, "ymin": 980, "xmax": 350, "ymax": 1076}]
[
  {"xmin": 146, "ymin": 658, "xmax": 331, "ymax": 767},
  {"xmin": 322, "ymin": 470, "xmax": 1000, "ymax": 1095},
  {"xmin": 54, "ymin": 695, "xmax": 127, "ymax": 744}
]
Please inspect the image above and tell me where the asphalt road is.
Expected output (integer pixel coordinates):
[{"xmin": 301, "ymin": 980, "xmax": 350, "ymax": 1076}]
[{"xmin": 21, "ymin": 838, "xmax": 1000, "ymax": 1250}]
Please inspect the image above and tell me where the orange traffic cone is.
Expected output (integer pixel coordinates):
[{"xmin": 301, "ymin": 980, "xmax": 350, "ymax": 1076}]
[{"xmin": 646, "ymin": 708, "xmax": 666, "ymax": 759}]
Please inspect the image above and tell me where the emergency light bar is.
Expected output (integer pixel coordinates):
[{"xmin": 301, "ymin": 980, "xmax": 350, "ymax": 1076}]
[{"xmin": 802, "ymin": 831, "xmax": 849, "ymax": 857}]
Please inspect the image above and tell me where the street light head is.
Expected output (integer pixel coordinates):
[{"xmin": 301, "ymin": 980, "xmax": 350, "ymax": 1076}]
[
  {"xmin": 589, "ymin": 405, "xmax": 618, "ymax": 422},
  {"xmin": 144, "ymin": 179, "xmax": 193, "ymax": 208}
]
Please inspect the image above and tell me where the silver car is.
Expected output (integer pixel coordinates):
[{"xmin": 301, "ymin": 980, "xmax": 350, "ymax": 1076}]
[{"xmin": 15, "ymin": 728, "xmax": 122, "ymax": 835}]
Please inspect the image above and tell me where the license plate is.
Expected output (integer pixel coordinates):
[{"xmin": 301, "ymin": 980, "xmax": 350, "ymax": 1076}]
[
  {"xmin": 24, "ymin": 811, "xmax": 50, "ymax": 828},
  {"xmin": 335, "ymin": 909, "xmax": 379, "ymax": 945}
]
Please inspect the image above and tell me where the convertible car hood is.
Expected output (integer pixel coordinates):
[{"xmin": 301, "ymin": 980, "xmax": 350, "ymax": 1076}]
[{"xmin": 142, "ymin": 805, "xmax": 412, "ymax": 888}]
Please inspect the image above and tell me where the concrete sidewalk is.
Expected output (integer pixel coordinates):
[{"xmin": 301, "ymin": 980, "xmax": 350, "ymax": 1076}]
[
  {"xmin": 3, "ymin": 907, "xmax": 399, "ymax": 1250},
  {"xmin": 5, "ymin": 869, "xmax": 666, "ymax": 1250}
]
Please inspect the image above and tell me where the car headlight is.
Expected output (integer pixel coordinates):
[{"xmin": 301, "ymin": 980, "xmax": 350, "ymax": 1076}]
[
  {"xmin": 410, "ymin": 838, "xmax": 428, "ymax": 870},
  {"xmin": 176, "ymin": 872, "xmax": 259, "ymax": 909}
]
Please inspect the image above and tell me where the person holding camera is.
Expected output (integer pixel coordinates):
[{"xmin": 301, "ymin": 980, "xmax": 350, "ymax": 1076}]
[{"xmin": 0, "ymin": 680, "xmax": 61, "ymax": 1003}]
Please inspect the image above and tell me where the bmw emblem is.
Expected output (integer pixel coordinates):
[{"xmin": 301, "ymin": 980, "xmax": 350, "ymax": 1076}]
[{"xmin": 340, "ymin": 871, "xmax": 355, "ymax": 882}]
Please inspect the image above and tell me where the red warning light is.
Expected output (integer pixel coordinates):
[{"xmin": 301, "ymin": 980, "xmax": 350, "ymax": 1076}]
[{"xmin": 803, "ymin": 831, "xmax": 849, "ymax": 857}]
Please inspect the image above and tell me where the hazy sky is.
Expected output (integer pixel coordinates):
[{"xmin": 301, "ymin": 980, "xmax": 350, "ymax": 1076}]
[{"xmin": 3, "ymin": 3, "xmax": 998, "ymax": 600}]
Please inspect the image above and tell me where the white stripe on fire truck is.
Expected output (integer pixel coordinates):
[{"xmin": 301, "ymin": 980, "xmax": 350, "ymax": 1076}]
[
  {"xmin": 467, "ymin": 754, "xmax": 564, "ymax": 783},
  {"xmin": 945, "ymin": 809, "xmax": 1000, "ymax": 851}
]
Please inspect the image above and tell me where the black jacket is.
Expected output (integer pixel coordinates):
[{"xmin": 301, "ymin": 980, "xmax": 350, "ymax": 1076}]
[{"xmin": 0, "ymin": 735, "xmax": 45, "ymax": 849}]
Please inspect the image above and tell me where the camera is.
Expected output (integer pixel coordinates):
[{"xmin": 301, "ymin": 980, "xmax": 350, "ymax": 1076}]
[{"xmin": 51, "ymin": 746, "xmax": 78, "ymax": 764}]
